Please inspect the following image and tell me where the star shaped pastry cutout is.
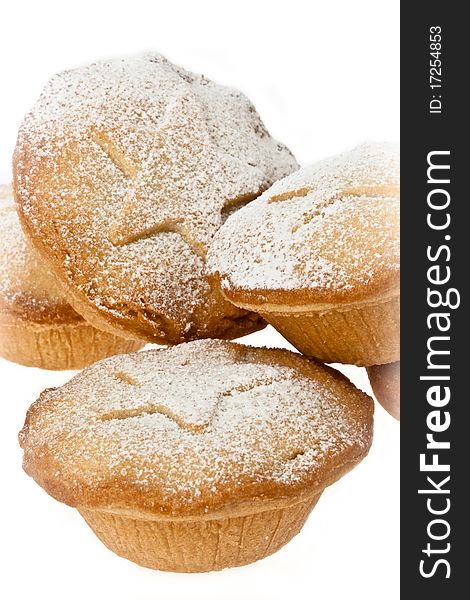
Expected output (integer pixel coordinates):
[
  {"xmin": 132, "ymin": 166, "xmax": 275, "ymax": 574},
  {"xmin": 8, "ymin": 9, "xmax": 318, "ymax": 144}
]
[{"xmin": 92, "ymin": 91, "xmax": 260, "ymax": 257}]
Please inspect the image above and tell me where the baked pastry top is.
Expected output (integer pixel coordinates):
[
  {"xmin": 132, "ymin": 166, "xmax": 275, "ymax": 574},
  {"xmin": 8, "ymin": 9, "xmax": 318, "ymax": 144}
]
[
  {"xmin": 20, "ymin": 339, "xmax": 373, "ymax": 517},
  {"xmin": 207, "ymin": 142, "xmax": 399, "ymax": 306},
  {"xmin": 13, "ymin": 53, "xmax": 298, "ymax": 343},
  {"xmin": 0, "ymin": 184, "xmax": 79, "ymax": 324}
]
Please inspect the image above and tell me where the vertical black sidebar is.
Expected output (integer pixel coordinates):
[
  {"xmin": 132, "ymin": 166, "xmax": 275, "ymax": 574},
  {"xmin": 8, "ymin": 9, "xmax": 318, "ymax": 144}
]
[{"xmin": 401, "ymin": 2, "xmax": 467, "ymax": 597}]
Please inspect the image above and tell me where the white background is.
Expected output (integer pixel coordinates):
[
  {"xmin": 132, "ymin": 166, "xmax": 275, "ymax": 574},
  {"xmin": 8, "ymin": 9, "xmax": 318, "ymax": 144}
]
[{"xmin": 0, "ymin": 1, "xmax": 400, "ymax": 599}]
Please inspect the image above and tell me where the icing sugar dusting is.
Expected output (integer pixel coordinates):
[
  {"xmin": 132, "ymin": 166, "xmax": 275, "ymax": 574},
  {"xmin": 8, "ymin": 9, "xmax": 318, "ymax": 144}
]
[
  {"xmin": 207, "ymin": 142, "xmax": 400, "ymax": 294},
  {"xmin": 20, "ymin": 339, "xmax": 373, "ymax": 513},
  {"xmin": 14, "ymin": 53, "xmax": 298, "ymax": 340},
  {"xmin": 0, "ymin": 184, "xmax": 68, "ymax": 315}
]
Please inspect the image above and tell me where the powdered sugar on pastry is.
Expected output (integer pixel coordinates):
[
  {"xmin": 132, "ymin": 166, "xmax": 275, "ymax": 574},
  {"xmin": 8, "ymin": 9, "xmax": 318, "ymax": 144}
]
[
  {"xmin": 19, "ymin": 339, "xmax": 373, "ymax": 515},
  {"xmin": 207, "ymin": 142, "xmax": 399, "ymax": 297},
  {"xmin": 13, "ymin": 54, "xmax": 298, "ymax": 342},
  {"xmin": 0, "ymin": 184, "xmax": 67, "ymax": 318}
]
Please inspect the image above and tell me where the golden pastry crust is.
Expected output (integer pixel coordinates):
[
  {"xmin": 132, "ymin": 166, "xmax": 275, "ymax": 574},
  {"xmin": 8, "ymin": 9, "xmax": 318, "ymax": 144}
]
[
  {"xmin": 0, "ymin": 315, "xmax": 144, "ymax": 371},
  {"xmin": 19, "ymin": 339, "xmax": 373, "ymax": 517},
  {"xmin": 13, "ymin": 54, "xmax": 297, "ymax": 344},
  {"xmin": 0, "ymin": 184, "xmax": 74, "ymax": 323},
  {"xmin": 20, "ymin": 339, "xmax": 373, "ymax": 571},
  {"xmin": 0, "ymin": 185, "xmax": 143, "ymax": 369},
  {"xmin": 207, "ymin": 142, "xmax": 399, "ymax": 307},
  {"xmin": 206, "ymin": 143, "xmax": 400, "ymax": 366},
  {"xmin": 76, "ymin": 493, "xmax": 323, "ymax": 572},
  {"xmin": 367, "ymin": 361, "xmax": 400, "ymax": 420},
  {"xmin": 261, "ymin": 296, "xmax": 400, "ymax": 366}
]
